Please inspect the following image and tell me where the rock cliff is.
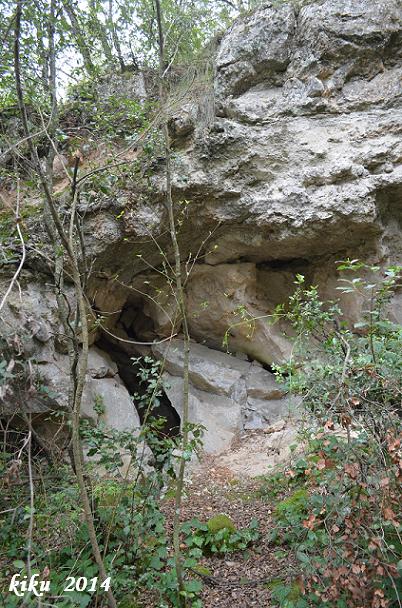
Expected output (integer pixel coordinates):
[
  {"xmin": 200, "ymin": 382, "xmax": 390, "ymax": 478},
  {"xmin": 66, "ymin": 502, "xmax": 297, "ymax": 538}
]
[
  {"xmin": 87, "ymin": 0, "xmax": 402, "ymax": 360},
  {"xmin": 1, "ymin": 0, "xmax": 401, "ymax": 455}
]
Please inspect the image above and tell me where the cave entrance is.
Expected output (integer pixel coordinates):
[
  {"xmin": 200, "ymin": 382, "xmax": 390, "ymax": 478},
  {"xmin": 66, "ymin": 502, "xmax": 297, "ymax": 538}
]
[{"xmin": 96, "ymin": 334, "xmax": 180, "ymax": 439}]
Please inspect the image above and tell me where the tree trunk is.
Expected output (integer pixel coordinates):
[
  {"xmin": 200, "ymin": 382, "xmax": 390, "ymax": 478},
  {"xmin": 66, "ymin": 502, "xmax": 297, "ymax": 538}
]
[
  {"xmin": 13, "ymin": 3, "xmax": 117, "ymax": 606},
  {"xmin": 62, "ymin": 0, "xmax": 95, "ymax": 74},
  {"xmin": 155, "ymin": 0, "xmax": 191, "ymax": 604}
]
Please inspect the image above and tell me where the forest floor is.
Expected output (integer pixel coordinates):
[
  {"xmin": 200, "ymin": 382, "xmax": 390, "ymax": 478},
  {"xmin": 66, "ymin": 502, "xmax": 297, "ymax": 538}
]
[{"xmin": 162, "ymin": 423, "xmax": 301, "ymax": 608}]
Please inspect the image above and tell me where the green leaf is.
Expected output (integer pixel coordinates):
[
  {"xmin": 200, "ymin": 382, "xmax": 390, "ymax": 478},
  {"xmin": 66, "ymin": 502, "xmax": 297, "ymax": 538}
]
[
  {"xmin": 296, "ymin": 551, "xmax": 310, "ymax": 564},
  {"xmin": 185, "ymin": 579, "xmax": 202, "ymax": 593},
  {"xmin": 149, "ymin": 556, "xmax": 163, "ymax": 570},
  {"xmin": 193, "ymin": 535, "xmax": 204, "ymax": 547}
]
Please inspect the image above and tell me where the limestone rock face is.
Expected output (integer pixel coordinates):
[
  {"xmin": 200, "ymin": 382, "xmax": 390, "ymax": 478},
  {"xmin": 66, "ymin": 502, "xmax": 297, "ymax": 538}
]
[
  {"xmin": 215, "ymin": 0, "xmax": 401, "ymax": 108},
  {"xmin": 164, "ymin": 0, "xmax": 401, "ymax": 264},
  {"xmin": 0, "ymin": 274, "xmax": 140, "ymax": 435},
  {"xmin": 82, "ymin": 0, "xmax": 402, "ymax": 450},
  {"xmin": 215, "ymin": 2, "xmax": 297, "ymax": 99},
  {"xmin": 2, "ymin": 0, "xmax": 402, "ymax": 456},
  {"xmin": 186, "ymin": 263, "xmax": 291, "ymax": 364},
  {"xmin": 157, "ymin": 0, "xmax": 401, "ymax": 362},
  {"xmin": 83, "ymin": 0, "xmax": 402, "ymax": 366}
]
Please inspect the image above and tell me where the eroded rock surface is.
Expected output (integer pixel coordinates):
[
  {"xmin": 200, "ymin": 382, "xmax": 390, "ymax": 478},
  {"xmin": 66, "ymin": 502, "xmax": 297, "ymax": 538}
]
[
  {"xmin": 0, "ymin": 274, "xmax": 141, "ymax": 436},
  {"xmin": 216, "ymin": 420, "xmax": 301, "ymax": 477},
  {"xmin": 153, "ymin": 339, "xmax": 296, "ymax": 451},
  {"xmin": 2, "ymin": 0, "xmax": 402, "ymax": 457},
  {"xmin": 84, "ymin": 0, "xmax": 402, "ymax": 366}
]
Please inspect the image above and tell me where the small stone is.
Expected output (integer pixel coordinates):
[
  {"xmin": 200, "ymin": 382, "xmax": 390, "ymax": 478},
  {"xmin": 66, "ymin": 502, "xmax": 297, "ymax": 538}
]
[
  {"xmin": 33, "ymin": 323, "xmax": 50, "ymax": 343},
  {"xmin": 306, "ymin": 77, "xmax": 324, "ymax": 98}
]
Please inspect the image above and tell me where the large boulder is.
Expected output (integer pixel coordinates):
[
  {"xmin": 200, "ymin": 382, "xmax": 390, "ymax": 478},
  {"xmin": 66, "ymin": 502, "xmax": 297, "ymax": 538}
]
[
  {"xmin": 153, "ymin": 338, "xmax": 250, "ymax": 396},
  {"xmin": 154, "ymin": 339, "xmax": 295, "ymax": 452},
  {"xmin": 163, "ymin": 374, "xmax": 242, "ymax": 454},
  {"xmin": 37, "ymin": 347, "xmax": 141, "ymax": 432}
]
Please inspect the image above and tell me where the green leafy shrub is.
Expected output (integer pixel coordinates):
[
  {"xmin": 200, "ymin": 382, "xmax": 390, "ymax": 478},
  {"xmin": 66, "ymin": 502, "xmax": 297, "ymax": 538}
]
[
  {"xmin": 0, "ymin": 356, "xmax": 204, "ymax": 608},
  {"xmin": 275, "ymin": 489, "xmax": 309, "ymax": 527},
  {"xmin": 267, "ymin": 261, "xmax": 402, "ymax": 607},
  {"xmin": 182, "ymin": 514, "xmax": 259, "ymax": 555},
  {"xmin": 269, "ymin": 579, "xmax": 307, "ymax": 608}
]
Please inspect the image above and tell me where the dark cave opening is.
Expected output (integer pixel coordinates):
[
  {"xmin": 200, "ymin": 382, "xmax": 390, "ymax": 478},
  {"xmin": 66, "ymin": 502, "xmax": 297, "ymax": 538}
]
[
  {"xmin": 117, "ymin": 298, "xmax": 156, "ymax": 342},
  {"xmin": 96, "ymin": 334, "xmax": 181, "ymax": 439},
  {"xmin": 261, "ymin": 361, "xmax": 277, "ymax": 375}
]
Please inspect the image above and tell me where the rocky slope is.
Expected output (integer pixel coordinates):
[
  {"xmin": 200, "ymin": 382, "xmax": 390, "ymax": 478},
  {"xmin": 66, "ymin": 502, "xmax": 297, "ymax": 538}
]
[{"xmin": 1, "ymin": 0, "xmax": 401, "ymax": 456}]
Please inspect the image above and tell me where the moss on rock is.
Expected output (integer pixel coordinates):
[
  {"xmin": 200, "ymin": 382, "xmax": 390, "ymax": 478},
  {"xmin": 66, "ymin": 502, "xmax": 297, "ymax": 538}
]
[{"xmin": 206, "ymin": 513, "xmax": 236, "ymax": 533}]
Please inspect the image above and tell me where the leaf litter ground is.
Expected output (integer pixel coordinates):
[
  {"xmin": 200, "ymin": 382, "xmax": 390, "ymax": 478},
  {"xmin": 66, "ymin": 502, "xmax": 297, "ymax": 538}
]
[{"xmin": 160, "ymin": 426, "xmax": 300, "ymax": 608}]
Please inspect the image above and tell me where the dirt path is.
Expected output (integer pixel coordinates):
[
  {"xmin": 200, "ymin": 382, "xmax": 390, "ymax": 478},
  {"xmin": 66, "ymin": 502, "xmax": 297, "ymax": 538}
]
[{"xmin": 162, "ymin": 423, "xmax": 300, "ymax": 607}]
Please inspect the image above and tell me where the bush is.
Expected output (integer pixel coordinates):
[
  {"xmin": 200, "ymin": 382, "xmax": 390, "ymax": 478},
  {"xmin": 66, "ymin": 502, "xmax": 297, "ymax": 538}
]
[
  {"xmin": 0, "ymin": 358, "xmax": 204, "ymax": 608},
  {"xmin": 268, "ymin": 261, "xmax": 402, "ymax": 607},
  {"xmin": 182, "ymin": 515, "xmax": 259, "ymax": 555}
]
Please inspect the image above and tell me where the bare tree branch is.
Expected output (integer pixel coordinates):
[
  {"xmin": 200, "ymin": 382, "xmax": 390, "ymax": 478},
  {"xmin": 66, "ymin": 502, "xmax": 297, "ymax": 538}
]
[{"xmin": 0, "ymin": 180, "xmax": 26, "ymax": 312}]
